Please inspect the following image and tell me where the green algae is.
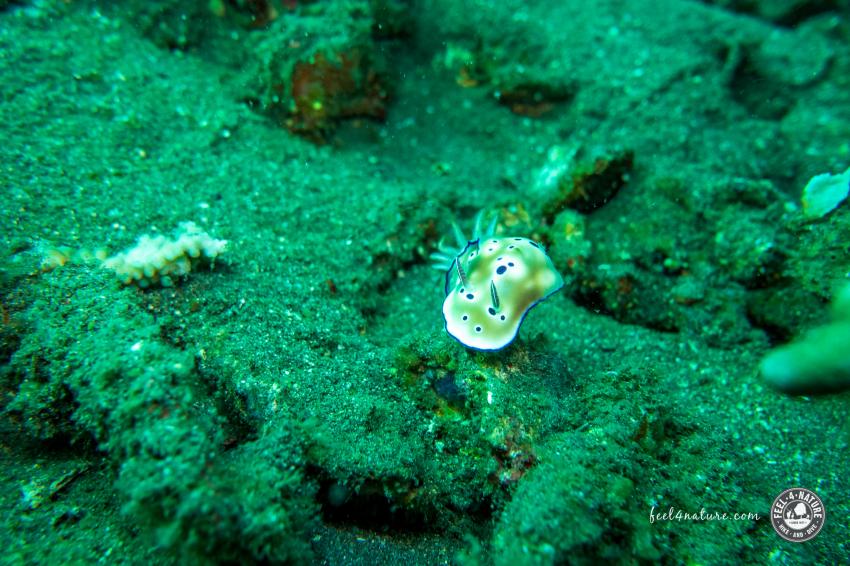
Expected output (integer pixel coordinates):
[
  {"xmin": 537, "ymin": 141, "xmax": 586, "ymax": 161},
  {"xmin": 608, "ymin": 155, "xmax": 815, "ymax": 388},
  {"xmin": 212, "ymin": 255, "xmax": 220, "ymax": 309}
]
[
  {"xmin": 3, "ymin": 266, "xmax": 317, "ymax": 563},
  {"xmin": 1, "ymin": 0, "xmax": 850, "ymax": 564}
]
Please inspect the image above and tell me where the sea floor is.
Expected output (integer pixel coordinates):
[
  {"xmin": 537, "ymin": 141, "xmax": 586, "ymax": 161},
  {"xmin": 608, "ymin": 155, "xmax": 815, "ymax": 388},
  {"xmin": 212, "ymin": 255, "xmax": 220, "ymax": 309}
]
[{"xmin": 1, "ymin": 0, "xmax": 849, "ymax": 564}]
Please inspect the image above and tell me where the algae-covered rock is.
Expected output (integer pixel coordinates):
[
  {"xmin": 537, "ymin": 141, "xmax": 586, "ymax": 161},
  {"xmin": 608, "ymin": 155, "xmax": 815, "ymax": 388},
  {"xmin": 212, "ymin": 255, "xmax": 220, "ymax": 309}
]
[
  {"xmin": 246, "ymin": 0, "xmax": 387, "ymax": 141},
  {"xmin": 546, "ymin": 208, "xmax": 592, "ymax": 280},
  {"xmin": 3, "ymin": 268, "xmax": 317, "ymax": 563},
  {"xmin": 752, "ymin": 26, "xmax": 833, "ymax": 88},
  {"xmin": 491, "ymin": 431, "xmax": 659, "ymax": 565}
]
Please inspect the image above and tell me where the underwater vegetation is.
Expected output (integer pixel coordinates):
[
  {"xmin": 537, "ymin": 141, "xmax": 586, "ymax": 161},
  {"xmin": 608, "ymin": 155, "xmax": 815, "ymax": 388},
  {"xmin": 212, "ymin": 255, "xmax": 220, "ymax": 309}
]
[{"xmin": 1, "ymin": 0, "xmax": 850, "ymax": 564}]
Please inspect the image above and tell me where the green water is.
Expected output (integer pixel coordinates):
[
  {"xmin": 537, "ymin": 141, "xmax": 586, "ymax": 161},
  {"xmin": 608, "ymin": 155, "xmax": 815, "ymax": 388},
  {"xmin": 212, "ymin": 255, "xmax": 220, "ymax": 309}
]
[{"xmin": 1, "ymin": 0, "xmax": 848, "ymax": 564}]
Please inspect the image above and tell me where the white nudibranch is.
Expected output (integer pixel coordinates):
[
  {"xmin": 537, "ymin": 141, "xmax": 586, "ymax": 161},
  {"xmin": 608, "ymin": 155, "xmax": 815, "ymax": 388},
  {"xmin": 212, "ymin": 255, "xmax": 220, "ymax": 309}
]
[
  {"xmin": 102, "ymin": 221, "xmax": 226, "ymax": 287},
  {"xmin": 430, "ymin": 212, "xmax": 564, "ymax": 351}
]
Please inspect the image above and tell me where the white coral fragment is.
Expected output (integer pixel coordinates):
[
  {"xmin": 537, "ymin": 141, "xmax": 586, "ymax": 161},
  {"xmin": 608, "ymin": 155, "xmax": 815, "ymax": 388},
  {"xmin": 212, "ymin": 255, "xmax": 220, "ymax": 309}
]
[
  {"xmin": 103, "ymin": 221, "xmax": 227, "ymax": 287},
  {"xmin": 801, "ymin": 166, "xmax": 850, "ymax": 220}
]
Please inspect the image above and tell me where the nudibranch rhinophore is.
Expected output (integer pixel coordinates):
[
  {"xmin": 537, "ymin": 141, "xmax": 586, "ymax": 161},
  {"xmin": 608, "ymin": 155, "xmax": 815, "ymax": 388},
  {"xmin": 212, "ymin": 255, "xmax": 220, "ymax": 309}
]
[{"xmin": 431, "ymin": 212, "xmax": 564, "ymax": 351}]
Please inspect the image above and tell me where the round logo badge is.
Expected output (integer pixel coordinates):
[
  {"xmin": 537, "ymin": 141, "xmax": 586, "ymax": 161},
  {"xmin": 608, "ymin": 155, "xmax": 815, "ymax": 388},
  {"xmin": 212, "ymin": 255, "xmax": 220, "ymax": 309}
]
[{"xmin": 771, "ymin": 487, "xmax": 825, "ymax": 542}]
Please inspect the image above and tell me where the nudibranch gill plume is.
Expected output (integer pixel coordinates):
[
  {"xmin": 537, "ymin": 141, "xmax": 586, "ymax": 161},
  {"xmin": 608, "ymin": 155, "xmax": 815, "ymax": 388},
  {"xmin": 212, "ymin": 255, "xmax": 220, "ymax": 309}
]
[{"xmin": 431, "ymin": 212, "xmax": 564, "ymax": 351}]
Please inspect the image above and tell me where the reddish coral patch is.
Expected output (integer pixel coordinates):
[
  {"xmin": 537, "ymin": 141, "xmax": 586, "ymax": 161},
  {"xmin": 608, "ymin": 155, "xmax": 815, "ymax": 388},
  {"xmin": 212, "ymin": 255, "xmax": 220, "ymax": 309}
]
[{"xmin": 287, "ymin": 50, "xmax": 387, "ymax": 141}]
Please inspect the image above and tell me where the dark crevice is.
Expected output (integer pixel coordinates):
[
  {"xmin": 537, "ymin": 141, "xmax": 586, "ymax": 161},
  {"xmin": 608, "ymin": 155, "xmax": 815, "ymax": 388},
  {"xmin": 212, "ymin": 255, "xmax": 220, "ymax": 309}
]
[
  {"xmin": 317, "ymin": 477, "xmax": 431, "ymax": 533},
  {"xmin": 772, "ymin": 1, "xmax": 839, "ymax": 27},
  {"xmin": 745, "ymin": 310, "xmax": 793, "ymax": 346},
  {"xmin": 571, "ymin": 287, "xmax": 680, "ymax": 334},
  {"xmin": 728, "ymin": 54, "xmax": 794, "ymax": 120},
  {"xmin": 700, "ymin": 0, "xmax": 840, "ymax": 27}
]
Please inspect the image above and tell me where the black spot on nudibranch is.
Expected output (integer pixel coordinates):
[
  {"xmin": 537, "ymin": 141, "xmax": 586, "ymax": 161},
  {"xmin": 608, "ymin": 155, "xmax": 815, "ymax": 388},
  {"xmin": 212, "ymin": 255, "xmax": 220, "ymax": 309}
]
[
  {"xmin": 488, "ymin": 307, "xmax": 496, "ymax": 315},
  {"xmin": 475, "ymin": 326, "xmax": 482, "ymax": 332},
  {"xmin": 496, "ymin": 265, "xmax": 507, "ymax": 275},
  {"xmin": 508, "ymin": 245, "xmax": 515, "ymax": 249},
  {"xmin": 508, "ymin": 262, "xmax": 514, "ymax": 267},
  {"xmin": 514, "ymin": 238, "xmax": 522, "ymax": 241},
  {"xmin": 466, "ymin": 293, "xmax": 474, "ymax": 300},
  {"xmin": 500, "ymin": 315, "xmax": 506, "ymax": 320},
  {"xmin": 462, "ymin": 315, "xmax": 468, "ymax": 320},
  {"xmin": 529, "ymin": 241, "xmax": 539, "ymax": 248}
]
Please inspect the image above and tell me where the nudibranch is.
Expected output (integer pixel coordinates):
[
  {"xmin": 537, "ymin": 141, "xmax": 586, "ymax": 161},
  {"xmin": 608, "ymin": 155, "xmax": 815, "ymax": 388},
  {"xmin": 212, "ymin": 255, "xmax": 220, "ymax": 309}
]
[{"xmin": 431, "ymin": 212, "xmax": 564, "ymax": 351}]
